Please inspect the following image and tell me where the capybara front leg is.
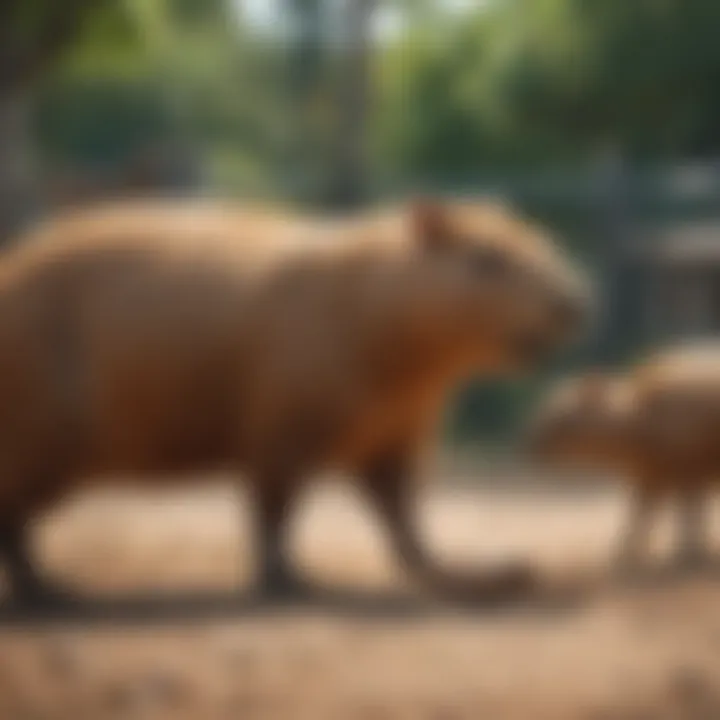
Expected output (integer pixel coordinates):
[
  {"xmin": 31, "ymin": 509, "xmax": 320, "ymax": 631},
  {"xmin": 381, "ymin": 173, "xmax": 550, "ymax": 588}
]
[
  {"xmin": 362, "ymin": 451, "xmax": 445, "ymax": 588},
  {"xmin": 675, "ymin": 487, "xmax": 711, "ymax": 572},
  {"xmin": 614, "ymin": 485, "xmax": 661, "ymax": 576},
  {"xmin": 252, "ymin": 487, "xmax": 307, "ymax": 600},
  {"xmin": 362, "ymin": 453, "xmax": 533, "ymax": 602}
]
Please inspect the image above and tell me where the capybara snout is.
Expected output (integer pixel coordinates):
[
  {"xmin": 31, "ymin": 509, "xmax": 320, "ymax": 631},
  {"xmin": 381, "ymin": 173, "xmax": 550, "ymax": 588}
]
[
  {"xmin": 538, "ymin": 252, "xmax": 592, "ymax": 340},
  {"xmin": 525, "ymin": 374, "xmax": 632, "ymax": 467},
  {"xmin": 549, "ymin": 280, "xmax": 590, "ymax": 338},
  {"xmin": 415, "ymin": 198, "xmax": 592, "ymax": 371},
  {"xmin": 507, "ymin": 260, "xmax": 591, "ymax": 367}
]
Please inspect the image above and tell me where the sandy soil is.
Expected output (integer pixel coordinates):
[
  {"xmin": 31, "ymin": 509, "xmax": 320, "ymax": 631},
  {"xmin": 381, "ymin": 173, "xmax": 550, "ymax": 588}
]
[{"xmin": 1, "ymin": 476, "xmax": 720, "ymax": 720}]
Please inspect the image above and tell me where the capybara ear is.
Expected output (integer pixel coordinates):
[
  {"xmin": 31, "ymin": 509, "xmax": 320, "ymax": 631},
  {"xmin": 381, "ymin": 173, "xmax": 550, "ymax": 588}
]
[{"xmin": 409, "ymin": 197, "xmax": 449, "ymax": 250}]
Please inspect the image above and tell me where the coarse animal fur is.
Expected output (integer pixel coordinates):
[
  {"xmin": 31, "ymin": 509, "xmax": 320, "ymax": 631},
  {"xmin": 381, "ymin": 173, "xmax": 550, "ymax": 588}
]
[{"xmin": 0, "ymin": 197, "xmax": 588, "ymax": 606}]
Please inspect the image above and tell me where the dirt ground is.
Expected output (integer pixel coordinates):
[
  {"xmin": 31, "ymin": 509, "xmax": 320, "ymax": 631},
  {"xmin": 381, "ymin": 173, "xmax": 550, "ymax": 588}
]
[{"xmin": 1, "ymin": 473, "xmax": 720, "ymax": 720}]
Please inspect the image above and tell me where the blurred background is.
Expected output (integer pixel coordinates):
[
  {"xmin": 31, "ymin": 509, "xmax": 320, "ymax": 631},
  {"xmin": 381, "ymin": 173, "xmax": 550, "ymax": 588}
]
[
  {"xmin": 6, "ymin": 0, "xmax": 720, "ymax": 448},
  {"xmin": 3, "ymin": 4, "xmax": 720, "ymax": 718}
]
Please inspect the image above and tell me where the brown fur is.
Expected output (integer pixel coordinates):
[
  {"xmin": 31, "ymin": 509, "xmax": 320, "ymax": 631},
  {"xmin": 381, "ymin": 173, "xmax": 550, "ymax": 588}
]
[
  {"xmin": 0, "ymin": 197, "xmax": 587, "ymax": 603},
  {"xmin": 528, "ymin": 344, "xmax": 720, "ymax": 572}
]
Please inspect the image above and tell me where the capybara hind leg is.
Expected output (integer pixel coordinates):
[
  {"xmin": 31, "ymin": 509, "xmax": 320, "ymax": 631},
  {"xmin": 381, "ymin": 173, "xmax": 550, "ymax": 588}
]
[
  {"xmin": 614, "ymin": 485, "xmax": 661, "ymax": 577},
  {"xmin": 674, "ymin": 487, "xmax": 711, "ymax": 572},
  {"xmin": 0, "ymin": 522, "xmax": 71, "ymax": 609},
  {"xmin": 1, "ymin": 522, "xmax": 40, "ymax": 602},
  {"xmin": 362, "ymin": 452, "xmax": 533, "ymax": 601},
  {"xmin": 252, "ymin": 487, "xmax": 307, "ymax": 600}
]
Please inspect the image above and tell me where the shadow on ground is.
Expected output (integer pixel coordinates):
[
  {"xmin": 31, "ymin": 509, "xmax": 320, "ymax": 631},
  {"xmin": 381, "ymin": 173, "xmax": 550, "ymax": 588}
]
[{"xmin": 0, "ymin": 566, "xmax": 600, "ymax": 627}]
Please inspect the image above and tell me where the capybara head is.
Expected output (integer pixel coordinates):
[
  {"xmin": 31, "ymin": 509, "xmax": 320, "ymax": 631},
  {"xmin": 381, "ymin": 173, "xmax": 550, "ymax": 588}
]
[
  {"xmin": 405, "ymin": 198, "xmax": 591, "ymax": 374},
  {"xmin": 525, "ymin": 373, "xmax": 636, "ymax": 468}
]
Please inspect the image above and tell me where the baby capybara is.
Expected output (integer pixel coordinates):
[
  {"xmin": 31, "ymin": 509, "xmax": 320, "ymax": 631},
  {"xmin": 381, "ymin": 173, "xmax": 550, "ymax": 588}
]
[
  {"xmin": 529, "ymin": 344, "xmax": 720, "ymax": 573},
  {"xmin": 0, "ymin": 197, "xmax": 588, "ymax": 606}
]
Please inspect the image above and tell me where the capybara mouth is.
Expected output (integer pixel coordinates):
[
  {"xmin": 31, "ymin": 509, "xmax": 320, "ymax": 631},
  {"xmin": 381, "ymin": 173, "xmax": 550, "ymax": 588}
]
[{"xmin": 514, "ymin": 331, "xmax": 554, "ymax": 367}]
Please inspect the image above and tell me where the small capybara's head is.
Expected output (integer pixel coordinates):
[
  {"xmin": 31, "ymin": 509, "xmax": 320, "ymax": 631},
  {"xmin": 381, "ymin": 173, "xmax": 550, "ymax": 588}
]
[
  {"xmin": 405, "ymin": 198, "xmax": 591, "ymax": 374},
  {"xmin": 525, "ymin": 373, "xmax": 635, "ymax": 468}
]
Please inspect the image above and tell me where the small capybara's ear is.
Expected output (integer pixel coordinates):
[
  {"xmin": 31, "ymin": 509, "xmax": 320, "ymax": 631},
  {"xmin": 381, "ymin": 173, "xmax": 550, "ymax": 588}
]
[{"xmin": 409, "ymin": 197, "xmax": 449, "ymax": 250}]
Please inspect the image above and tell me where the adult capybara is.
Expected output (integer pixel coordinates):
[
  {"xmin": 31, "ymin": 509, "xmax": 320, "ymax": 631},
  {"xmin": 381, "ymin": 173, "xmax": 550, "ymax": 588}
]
[
  {"xmin": 528, "ymin": 344, "xmax": 720, "ymax": 574},
  {"xmin": 0, "ymin": 197, "xmax": 588, "ymax": 606}
]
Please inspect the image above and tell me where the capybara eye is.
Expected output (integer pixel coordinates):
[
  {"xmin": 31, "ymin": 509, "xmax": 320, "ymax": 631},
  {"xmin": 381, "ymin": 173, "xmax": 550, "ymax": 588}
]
[{"xmin": 472, "ymin": 247, "xmax": 510, "ymax": 275}]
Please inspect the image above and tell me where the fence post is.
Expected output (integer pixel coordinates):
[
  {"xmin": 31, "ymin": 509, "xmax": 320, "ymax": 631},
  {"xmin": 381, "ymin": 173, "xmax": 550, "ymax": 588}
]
[
  {"xmin": 0, "ymin": 92, "xmax": 38, "ymax": 243},
  {"xmin": 284, "ymin": 0, "xmax": 326, "ymax": 204},
  {"xmin": 594, "ymin": 148, "xmax": 633, "ymax": 364}
]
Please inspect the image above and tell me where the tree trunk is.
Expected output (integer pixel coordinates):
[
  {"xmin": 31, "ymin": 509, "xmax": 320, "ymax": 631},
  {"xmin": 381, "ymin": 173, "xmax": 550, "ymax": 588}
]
[
  {"xmin": 325, "ymin": 0, "xmax": 376, "ymax": 210},
  {"xmin": 0, "ymin": 92, "xmax": 38, "ymax": 244},
  {"xmin": 285, "ymin": 0, "xmax": 326, "ymax": 204}
]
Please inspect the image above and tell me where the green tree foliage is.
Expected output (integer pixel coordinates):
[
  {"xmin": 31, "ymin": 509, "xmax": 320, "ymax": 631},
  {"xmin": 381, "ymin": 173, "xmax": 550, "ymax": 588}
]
[
  {"xmin": 33, "ymin": 0, "xmax": 292, "ymax": 197},
  {"xmin": 376, "ymin": 0, "xmax": 720, "ymax": 179},
  {"xmin": 0, "ymin": 0, "xmax": 138, "ymax": 238},
  {"xmin": 0, "ymin": 0, "xmax": 134, "ymax": 95}
]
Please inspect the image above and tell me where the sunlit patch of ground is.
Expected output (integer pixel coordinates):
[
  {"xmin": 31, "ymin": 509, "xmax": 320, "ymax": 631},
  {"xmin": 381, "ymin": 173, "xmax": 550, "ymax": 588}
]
[{"xmin": 1, "ymin": 474, "xmax": 719, "ymax": 719}]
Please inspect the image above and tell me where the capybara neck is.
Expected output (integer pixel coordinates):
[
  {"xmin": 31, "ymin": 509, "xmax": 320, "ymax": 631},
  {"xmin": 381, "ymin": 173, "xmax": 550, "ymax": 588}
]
[{"xmin": 319, "ymin": 245, "xmax": 485, "ymax": 400}]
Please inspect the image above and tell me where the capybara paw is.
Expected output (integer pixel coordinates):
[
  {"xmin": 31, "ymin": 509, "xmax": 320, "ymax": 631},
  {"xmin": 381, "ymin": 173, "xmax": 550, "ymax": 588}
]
[
  {"xmin": 437, "ymin": 561, "xmax": 539, "ymax": 605},
  {"xmin": 483, "ymin": 561, "xmax": 538, "ymax": 595},
  {"xmin": 11, "ymin": 580, "xmax": 83, "ymax": 614},
  {"xmin": 672, "ymin": 551, "xmax": 717, "ymax": 576},
  {"xmin": 256, "ymin": 572, "xmax": 314, "ymax": 604}
]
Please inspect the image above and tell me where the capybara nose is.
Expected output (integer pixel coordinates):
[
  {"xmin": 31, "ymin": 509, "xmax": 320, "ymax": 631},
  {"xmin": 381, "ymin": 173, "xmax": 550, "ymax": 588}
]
[
  {"xmin": 552, "ymin": 289, "xmax": 589, "ymax": 334},
  {"xmin": 554, "ymin": 296, "xmax": 582, "ymax": 330},
  {"xmin": 522, "ymin": 420, "xmax": 545, "ymax": 458}
]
